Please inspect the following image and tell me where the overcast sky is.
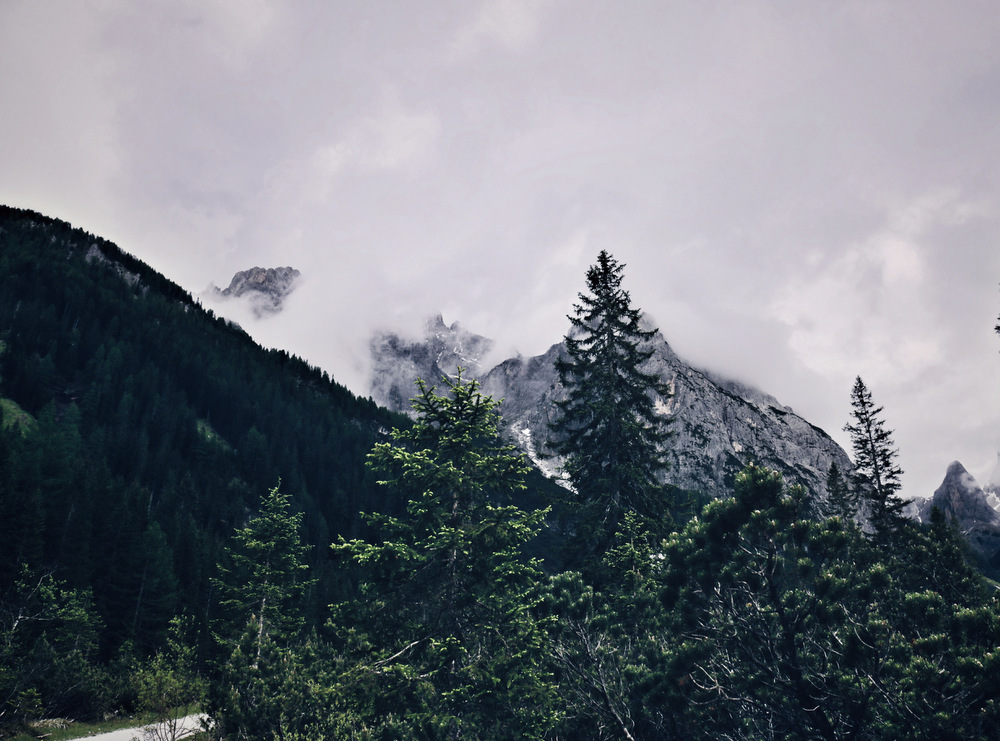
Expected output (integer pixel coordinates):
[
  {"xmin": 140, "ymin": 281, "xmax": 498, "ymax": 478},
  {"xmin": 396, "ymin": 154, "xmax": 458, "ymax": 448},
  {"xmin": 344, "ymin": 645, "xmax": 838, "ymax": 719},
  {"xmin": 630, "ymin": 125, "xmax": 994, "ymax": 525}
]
[{"xmin": 3, "ymin": 0, "xmax": 1000, "ymax": 498}]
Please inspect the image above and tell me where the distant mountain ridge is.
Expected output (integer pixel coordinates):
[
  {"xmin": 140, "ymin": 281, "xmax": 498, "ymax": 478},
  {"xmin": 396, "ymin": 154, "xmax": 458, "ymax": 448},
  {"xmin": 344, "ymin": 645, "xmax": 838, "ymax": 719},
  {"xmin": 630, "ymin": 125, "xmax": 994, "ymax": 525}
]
[
  {"xmin": 370, "ymin": 316, "xmax": 854, "ymax": 501},
  {"xmin": 0, "ymin": 204, "xmax": 398, "ymax": 660},
  {"xmin": 370, "ymin": 315, "xmax": 494, "ymax": 412},
  {"xmin": 211, "ymin": 266, "xmax": 301, "ymax": 317},
  {"xmin": 915, "ymin": 461, "xmax": 1000, "ymax": 571}
]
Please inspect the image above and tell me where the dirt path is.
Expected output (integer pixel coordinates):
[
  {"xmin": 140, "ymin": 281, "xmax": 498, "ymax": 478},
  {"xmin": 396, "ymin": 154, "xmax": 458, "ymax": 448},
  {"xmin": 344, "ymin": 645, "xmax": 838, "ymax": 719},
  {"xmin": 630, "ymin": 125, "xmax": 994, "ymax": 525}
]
[{"xmin": 66, "ymin": 713, "xmax": 208, "ymax": 741}]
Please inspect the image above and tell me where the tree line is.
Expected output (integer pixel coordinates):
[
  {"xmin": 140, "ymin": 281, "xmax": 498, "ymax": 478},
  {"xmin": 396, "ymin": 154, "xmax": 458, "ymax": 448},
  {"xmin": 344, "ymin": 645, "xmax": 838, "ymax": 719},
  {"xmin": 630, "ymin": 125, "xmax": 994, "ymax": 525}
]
[
  {"xmin": 203, "ymin": 251, "xmax": 999, "ymax": 739},
  {"xmin": 1, "ymin": 209, "xmax": 998, "ymax": 739},
  {"xmin": 0, "ymin": 209, "xmax": 403, "ymax": 731}
]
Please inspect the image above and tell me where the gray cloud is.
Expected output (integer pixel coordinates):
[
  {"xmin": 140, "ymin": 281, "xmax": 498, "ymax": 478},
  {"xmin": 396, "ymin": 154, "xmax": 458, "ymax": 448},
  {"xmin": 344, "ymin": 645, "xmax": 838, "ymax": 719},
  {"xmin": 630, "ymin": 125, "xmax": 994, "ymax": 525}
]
[{"xmin": 3, "ymin": 0, "xmax": 1000, "ymax": 496}]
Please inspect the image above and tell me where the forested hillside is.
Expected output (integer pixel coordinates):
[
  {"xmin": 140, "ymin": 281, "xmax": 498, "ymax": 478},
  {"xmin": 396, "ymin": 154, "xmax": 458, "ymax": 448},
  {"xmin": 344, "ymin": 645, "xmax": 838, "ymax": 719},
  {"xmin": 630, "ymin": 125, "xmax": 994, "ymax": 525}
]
[
  {"xmin": 0, "ymin": 207, "xmax": 407, "ymax": 724},
  {"xmin": 2, "ymin": 209, "xmax": 999, "ymax": 740}
]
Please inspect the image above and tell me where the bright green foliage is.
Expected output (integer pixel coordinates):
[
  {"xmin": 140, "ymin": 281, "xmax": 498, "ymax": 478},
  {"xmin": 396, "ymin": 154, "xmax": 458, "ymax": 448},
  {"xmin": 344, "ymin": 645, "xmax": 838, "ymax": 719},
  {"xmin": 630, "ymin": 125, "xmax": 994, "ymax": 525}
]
[
  {"xmin": 655, "ymin": 464, "xmax": 1000, "ymax": 740},
  {"xmin": 330, "ymin": 372, "xmax": 559, "ymax": 739},
  {"xmin": 210, "ymin": 485, "xmax": 314, "ymax": 740},
  {"xmin": 549, "ymin": 250, "xmax": 673, "ymax": 554},
  {"xmin": 213, "ymin": 484, "xmax": 313, "ymax": 651},
  {"xmin": 136, "ymin": 616, "xmax": 206, "ymax": 731},
  {"xmin": 0, "ymin": 568, "xmax": 106, "ymax": 726},
  {"xmin": 0, "ymin": 397, "xmax": 35, "ymax": 433},
  {"xmin": 844, "ymin": 376, "xmax": 905, "ymax": 534}
]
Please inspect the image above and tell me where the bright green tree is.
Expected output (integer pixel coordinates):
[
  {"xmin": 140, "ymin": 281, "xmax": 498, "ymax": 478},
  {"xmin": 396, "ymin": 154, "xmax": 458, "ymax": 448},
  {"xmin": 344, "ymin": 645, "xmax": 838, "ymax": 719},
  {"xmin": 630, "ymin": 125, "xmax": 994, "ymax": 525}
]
[
  {"xmin": 548, "ymin": 250, "xmax": 672, "ymax": 552},
  {"xmin": 330, "ymin": 372, "xmax": 559, "ymax": 739},
  {"xmin": 135, "ymin": 616, "xmax": 206, "ymax": 740},
  {"xmin": 844, "ymin": 376, "xmax": 905, "ymax": 534},
  {"xmin": 0, "ymin": 567, "xmax": 104, "ymax": 728},
  {"xmin": 210, "ymin": 484, "xmax": 313, "ymax": 740},
  {"xmin": 212, "ymin": 484, "xmax": 313, "ymax": 653}
]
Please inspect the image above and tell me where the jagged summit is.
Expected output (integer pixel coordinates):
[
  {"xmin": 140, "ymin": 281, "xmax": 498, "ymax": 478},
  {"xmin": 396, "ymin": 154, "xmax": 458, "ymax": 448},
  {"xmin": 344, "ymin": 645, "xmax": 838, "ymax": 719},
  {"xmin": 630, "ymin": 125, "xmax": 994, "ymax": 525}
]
[
  {"xmin": 925, "ymin": 461, "xmax": 1000, "ymax": 523},
  {"xmin": 212, "ymin": 266, "xmax": 301, "ymax": 317},
  {"xmin": 916, "ymin": 461, "xmax": 1000, "ymax": 569},
  {"xmin": 370, "ymin": 316, "xmax": 853, "ymax": 500},
  {"xmin": 985, "ymin": 453, "xmax": 1000, "ymax": 511},
  {"xmin": 370, "ymin": 315, "xmax": 494, "ymax": 414}
]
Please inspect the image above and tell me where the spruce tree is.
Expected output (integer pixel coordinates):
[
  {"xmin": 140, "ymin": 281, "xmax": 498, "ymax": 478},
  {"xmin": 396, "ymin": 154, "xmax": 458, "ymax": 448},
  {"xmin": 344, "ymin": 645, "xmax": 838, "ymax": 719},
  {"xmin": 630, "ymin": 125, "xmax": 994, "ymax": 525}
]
[
  {"xmin": 548, "ymin": 250, "xmax": 672, "ymax": 544},
  {"xmin": 212, "ymin": 484, "xmax": 313, "ymax": 654},
  {"xmin": 824, "ymin": 460, "xmax": 858, "ymax": 521},
  {"xmin": 330, "ymin": 372, "xmax": 558, "ymax": 738},
  {"xmin": 843, "ymin": 376, "xmax": 905, "ymax": 534},
  {"xmin": 210, "ymin": 484, "xmax": 314, "ymax": 740}
]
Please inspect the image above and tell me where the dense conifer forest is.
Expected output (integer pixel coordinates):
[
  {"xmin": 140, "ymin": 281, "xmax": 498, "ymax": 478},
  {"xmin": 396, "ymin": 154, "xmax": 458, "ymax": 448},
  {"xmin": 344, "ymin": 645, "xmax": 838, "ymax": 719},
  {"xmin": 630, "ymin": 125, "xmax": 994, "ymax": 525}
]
[
  {"xmin": 1, "ymin": 207, "xmax": 999, "ymax": 740},
  {"xmin": 0, "ymin": 206, "xmax": 405, "ymax": 727}
]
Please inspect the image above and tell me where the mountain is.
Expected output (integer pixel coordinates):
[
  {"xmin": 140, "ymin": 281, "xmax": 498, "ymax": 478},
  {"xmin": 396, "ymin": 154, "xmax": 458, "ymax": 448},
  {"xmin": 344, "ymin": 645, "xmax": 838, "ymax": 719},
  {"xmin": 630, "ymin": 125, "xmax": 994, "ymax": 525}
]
[
  {"xmin": 0, "ymin": 205, "xmax": 400, "ymax": 655},
  {"xmin": 915, "ymin": 461, "xmax": 1000, "ymax": 571},
  {"xmin": 370, "ymin": 316, "xmax": 854, "ymax": 500},
  {"xmin": 984, "ymin": 453, "xmax": 1000, "ymax": 512},
  {"xmin": 370, "ymin": 315, "xmax": 494, "ymax": 412},
  {"xmin": 211, "ymin": 265, "xmax": 301, "ymax": 317}
]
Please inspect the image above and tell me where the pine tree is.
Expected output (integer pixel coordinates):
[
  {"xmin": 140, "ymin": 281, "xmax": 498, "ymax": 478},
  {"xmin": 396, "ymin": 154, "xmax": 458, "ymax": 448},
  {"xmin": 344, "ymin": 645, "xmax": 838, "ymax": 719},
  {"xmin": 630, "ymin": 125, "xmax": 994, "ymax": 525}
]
[
  {"xmin": 212, "ymin": 484, "xmax": 313, "ymax": 654},
  {"xmin": 824, "ymin": 460, "xmax": 858, "ymax": 521},
  {"xmin": 656, "ymin": 464, "xmax": 1000, "ymax": 739},
  {"xmin": 210, "ymin": 485, "xmax": 314, "ymax": 740},
  {"xmin": 330, "ymin": 371, "xmax": 558, "ymax": 738},
  {"xmin": 844, "ymin": 376, "xmax": 905, "ymax": 534},
  {"xmin": 548, "ymin": 250, "xmax": 672, "ymax": 545}
]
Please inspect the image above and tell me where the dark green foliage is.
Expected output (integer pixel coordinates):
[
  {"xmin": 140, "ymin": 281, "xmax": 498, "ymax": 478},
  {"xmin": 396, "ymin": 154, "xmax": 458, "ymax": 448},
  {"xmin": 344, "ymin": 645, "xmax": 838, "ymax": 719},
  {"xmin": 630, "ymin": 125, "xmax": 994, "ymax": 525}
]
[
  {"xmin": 0, "ymin": 568, "xmax": 109, "ymax": 723},
  {"xmin": 541, "ymin": 513, "xmax": 672, "ymax": 740},
  {"xmin": 655, "ymin": 465, "xmax": 1000, "ymax": 740},
  {"xmin": 822, "ymin": 460, "xmax": 857, "ymax": 521},
  {"xmin": 212, "ymin": 485, "xmax": 314, "ymax": 650},
  {"xmin": 0, "ymin": 207, "xmax": 398, "ymax": 729},
  {"xmin": 208, "ymin": 485, "xmax": 314, "ymax": 740},
  {"xmin": 549, "ymin": 250, "xmax": 673, "ymax": 558},
  {"xmin": 328, "ymin": 372, "xmax": 560, "ymax": 738},
  {"xmin": 3, "ymin": 206, "xmax": 999, "ymax": 739},
  {"xmin": 844, "ymin": 376, "xmax": 905, "ymax": 534}
]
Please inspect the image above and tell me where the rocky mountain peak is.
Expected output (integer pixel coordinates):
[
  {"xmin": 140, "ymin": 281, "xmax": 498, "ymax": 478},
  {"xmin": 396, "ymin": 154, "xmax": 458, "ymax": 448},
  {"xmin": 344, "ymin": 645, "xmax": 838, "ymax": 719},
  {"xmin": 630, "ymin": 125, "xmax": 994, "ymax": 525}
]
[
  {"xmin": 215, "ymin": 266, "xmax": 301, "ymax": 317},
  {"xmin": 984, "ymin": 452, "xmax": 1000, "ymax": 510},
  {"xmin": 370, "ymin": 315, "xmax": 853, "ymax": 501},
  {"xmin": 370, "ymin": 314, "xmax": 494, "ymax": 414},
  {"xmin": 927, "ymin": 461, "xmax": 1000, "ymax": 524},
  {"xmin": 916, "ymin": 460, "xmax": 1000, "ymax": 569}
]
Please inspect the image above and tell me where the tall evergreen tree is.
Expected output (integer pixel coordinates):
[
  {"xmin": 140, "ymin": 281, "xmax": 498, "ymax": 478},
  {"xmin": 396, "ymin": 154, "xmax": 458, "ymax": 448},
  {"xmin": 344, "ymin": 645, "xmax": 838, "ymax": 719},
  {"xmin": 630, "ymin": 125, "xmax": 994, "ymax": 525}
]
[
  {"xmin": 330, "ymin": 372, "xmax": 558, "ymax": 738},
  {"xmin": 548, "ymin": 250, "xmax": 672, "ymax": 544},
  {"xmin": 210, "ymin": 484, "xmax": 314, "ymax": 740},
  {"xmin": 844, "ymin": 376, "xmax": 905, "ymax": 533},
  {"xmin": 212, "ymin": 484, "xmax": 313, "ymax": 654},
  {"xmin": 823, "ymin": 460, "xmax": 858, "ymax": 521}
]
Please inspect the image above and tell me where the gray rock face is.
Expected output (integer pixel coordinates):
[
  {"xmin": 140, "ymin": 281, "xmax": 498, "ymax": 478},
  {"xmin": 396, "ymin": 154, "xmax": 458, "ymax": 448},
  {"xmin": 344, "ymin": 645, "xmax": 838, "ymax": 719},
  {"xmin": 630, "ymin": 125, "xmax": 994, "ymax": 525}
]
[
  {"xmin": 480, "ymin": 333, "xmax": 853, "ymax": 500},
  {"xmin": 371, "ymin": 318, "xmax": 853, "ymax": 500},
  {"xmin": 916, "ymin": 461, "xmax": 1000, "ymax": 566},
  {"xmin": 984, "ymin": 453, "xmax": 1000, "ymax": 513},
  {"xmin": 370, "ymin": 315, "xmax": 493, "ymax": 414},
  {"xmin": 217, "ymin": 266, "xmax": 300, "ymax": 317}
]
